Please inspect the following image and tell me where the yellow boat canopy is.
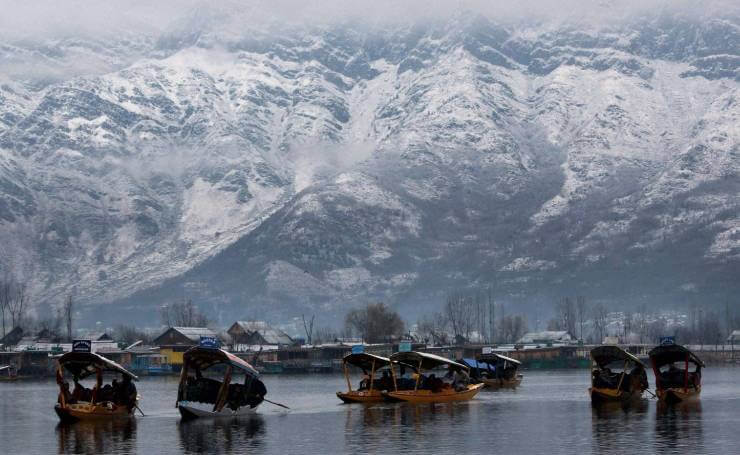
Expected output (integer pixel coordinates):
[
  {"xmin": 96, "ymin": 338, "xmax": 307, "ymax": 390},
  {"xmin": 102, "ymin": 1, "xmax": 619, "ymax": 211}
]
[{"xmin": 390, "ymin": 351, "xmax": 469, "ymax": 372}]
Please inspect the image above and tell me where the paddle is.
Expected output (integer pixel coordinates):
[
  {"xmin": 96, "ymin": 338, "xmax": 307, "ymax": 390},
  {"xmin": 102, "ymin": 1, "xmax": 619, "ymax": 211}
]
[
  {"xmin": 135, "ymin": 404, "xmax": 146, "ymax": 416},
  {"xmin": 645, "ymin": 389, "xmax": 657, "ymax": 399},
  {"xmin": 263, "ymin": 398, "xmax": 290, "ymax": 410}
]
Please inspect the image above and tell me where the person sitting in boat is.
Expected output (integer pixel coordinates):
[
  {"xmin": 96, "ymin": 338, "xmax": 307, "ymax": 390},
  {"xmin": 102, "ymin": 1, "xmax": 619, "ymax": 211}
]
[
  {"xmin": 119, "ymin": 375, "xmax": 137, "ymax": 410},
  {"xmin": 72, "ymin": 378, "xmax": 91, "ymax": 402},
  {"xmin": 58, "ymin": 381, "xmax": 74, "ymax": 405},
  {"xmin": 379, "ymin": 370, "xmax": 392, "ymax": 391},
  {"xmin": 359, "ymin": 373, "xmax": 371, "ymax": 390}
]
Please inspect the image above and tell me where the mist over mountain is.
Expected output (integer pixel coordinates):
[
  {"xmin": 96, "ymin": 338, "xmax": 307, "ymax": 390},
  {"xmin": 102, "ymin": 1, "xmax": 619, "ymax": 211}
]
[{"xmin": 0, "ymin": 1, "xmax": 738, "ymax": 326}]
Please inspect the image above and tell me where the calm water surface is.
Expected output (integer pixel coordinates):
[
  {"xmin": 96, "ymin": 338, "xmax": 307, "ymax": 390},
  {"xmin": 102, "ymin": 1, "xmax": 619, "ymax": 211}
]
[{"xmin": 1, "ymin": 368, "xmax": 738, "ymax": 454}]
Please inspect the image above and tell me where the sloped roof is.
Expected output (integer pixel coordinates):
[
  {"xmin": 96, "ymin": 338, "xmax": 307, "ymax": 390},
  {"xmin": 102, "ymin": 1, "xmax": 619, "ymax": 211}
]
[
  {"xmin": 172, "ymin": 327, "xmax": 217, "ymax": 341},
  {"xmin": 517, "ymin": 331, "xmax": 573, "ymax": 344},
  {"xmin": 0, "ymin": 326, "xmax": 23, "ymax": 345},
  {"xmin": 153, "ymin": 327, "xmax": 217, "ymax": 344},
  {"xmin": 728, "ymin": 330, "xmax": 740, "ymax": 341},
  {"xmin": 230, "ymin": 321, "xmax": 293, "ymax": 345}
]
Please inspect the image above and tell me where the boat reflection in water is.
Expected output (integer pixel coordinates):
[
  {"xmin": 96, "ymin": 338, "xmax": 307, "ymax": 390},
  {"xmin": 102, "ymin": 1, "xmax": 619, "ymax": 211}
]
[
  {"xmin": 655, "ymin": 400, "xmax": 703, "ymax": 453},
  {"xmin": 590, "ymin": 398, "xmax": 649, "ymax": 453},
  {"xmin": 343, "ymin": 401, "xmax": 473, "ymax": 452},
  {"xmin": 56, "ymin": 418, "xmax": 137, "ymax": 454},
  {"xmin": 177, "ymin": 415, "xmax": 265, "ymax": 453}
]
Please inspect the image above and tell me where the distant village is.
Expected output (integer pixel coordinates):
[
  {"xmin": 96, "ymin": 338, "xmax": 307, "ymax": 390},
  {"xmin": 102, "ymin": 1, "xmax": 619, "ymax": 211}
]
[
  {"xmin": 2, "ymin": 307, "xmax": 738, "ymax": 379},
  {"xmin": 1, "ymin": 282, "xmax": 738, "ymax": 378}
]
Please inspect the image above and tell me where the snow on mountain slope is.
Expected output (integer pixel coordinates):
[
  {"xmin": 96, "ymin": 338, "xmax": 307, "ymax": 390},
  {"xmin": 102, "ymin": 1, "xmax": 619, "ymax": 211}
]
[{"xmin": 0, "ymin": 9, "xmax": 737, "ymax": 323}]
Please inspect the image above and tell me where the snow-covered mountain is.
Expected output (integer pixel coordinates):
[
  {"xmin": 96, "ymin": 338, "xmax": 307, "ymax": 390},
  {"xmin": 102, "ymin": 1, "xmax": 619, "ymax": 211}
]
[{"xmin": 0, "ymin": 6, "xmax": 738, "ymax": 325}]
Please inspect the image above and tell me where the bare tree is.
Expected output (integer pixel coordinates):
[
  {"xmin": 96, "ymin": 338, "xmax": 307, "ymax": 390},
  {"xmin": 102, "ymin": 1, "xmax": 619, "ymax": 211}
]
[
  {"xmin": 554, "ymin": 297, "xmax": 576, "ymax": 336},
  {"xmin": 417, "ymin": 312, "xmax": 450, "ymax": 345},
  {"xmin": 62, "ymin": 294, "xmax": 74, "ymax": 341},
  {"xmin": 160, "ymin": 298, "xmax": 209, "ymax": 327},
  {"xmin": 7, "ymin": 281, "xmax": 28, "ymax": 328},
  {"xmin": 112, "ymin": 324, "xmax": 152, "ymax": 346},
  {"xmin": 302, "ymin": 314, "xmax": 315, "ymax": 345},
  {"xmin": 0, "ymin": 277, "xmax": 11, "ymax": 338},
  {"xmin": 576, "ymin": 296, "xmax": 588, "ymax": 341},
  {"xmin": 592, "ymin": 304, "xmax": 608, "ymax": 344},
  {"xmin": 345, "ymin": 303, "xmax": 404, "ymax": 343}
]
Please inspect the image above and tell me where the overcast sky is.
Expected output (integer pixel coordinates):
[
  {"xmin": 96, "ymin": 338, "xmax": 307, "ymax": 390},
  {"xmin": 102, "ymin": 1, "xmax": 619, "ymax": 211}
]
[{"xmin": 1, "ymin": 0, "xmax": 736, "ymax": 41}]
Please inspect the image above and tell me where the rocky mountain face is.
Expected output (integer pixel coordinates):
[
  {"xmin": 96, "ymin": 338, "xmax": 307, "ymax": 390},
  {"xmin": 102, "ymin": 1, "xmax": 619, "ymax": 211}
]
[{"xmin": 0, "ymin": 9, "xmax": 738, "ymax": 325}]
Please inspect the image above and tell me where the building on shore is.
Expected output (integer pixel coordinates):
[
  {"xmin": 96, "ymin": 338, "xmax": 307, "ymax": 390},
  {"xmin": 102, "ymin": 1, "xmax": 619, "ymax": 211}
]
[
  {"xmin": 728, "ymin": 330, "xmax": 740, "ymax": 346},
  {"xmin": 516, "ymin": 331, "xmax": 575, "ymax": 346},
  {"xmin": 152, "ymin": 326, "xmax": 218, "ymax": 369},
  {"xmin": 0, "ymin": 326, "xmax": 25, "ymax": 350},
  {"xmin": 227, "ymin": 321, "xmax": 294, "ymax": 352}
]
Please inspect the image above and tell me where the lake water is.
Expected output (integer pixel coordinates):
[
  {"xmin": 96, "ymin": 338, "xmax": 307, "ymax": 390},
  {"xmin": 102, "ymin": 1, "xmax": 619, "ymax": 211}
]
[{"xmin": 1, "ymin": 368, "xmax": 738, "ymax": 454}]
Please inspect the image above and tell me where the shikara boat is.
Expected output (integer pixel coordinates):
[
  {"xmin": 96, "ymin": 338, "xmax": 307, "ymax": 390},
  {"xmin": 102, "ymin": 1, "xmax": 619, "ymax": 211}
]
[
  {"xmin": 589, "ymin": 346, "xmax": 648, "ymax": 404},
  {"xmin": 176, "ymin": 343, "xmax": 266, "ymax": 419},
  {"xmin": 337, "ymin": 353, "xmax": 395, "ymax": 403},
  {"xmin": 649, "ymin": 344, "xmax": 705, "ymax": 404},
  {"xmin": 383, "ymin": 351, "xmax": 484, "ymax": 403},
  {"xmin": 0, "ymin": 364, "xmax": 18, "ymax": 381},
  {"xmin": 54, "ymin": 348, "xmax": 139, "ymax": 422},
  {"xmin": 473, "ymin": 353, "xmax": 523, "ymax": 389}
]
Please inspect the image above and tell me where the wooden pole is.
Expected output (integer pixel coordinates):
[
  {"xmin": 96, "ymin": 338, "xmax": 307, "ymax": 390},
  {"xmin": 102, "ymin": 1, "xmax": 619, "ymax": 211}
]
[
  {"xmin": 684, "ymin": 353, "xmax": 689, "ymax": 392},
  {"xmin": 213, "ymin": 365, "xmax": 233, "ymax": 413},
  {"xmin": 616, "ymin": 360, "xmax": 627, "ymax": 393},
  {"xmin": 344, "ymin": 363, "xmax": 352, "ymax": 392},
  {"xmin": 389, "ymin": 362, "xmax": 398, "ymax": 391},
  {"xmin": 369, "ymin": 359, "xmax": 376, "ymax": 392},
  {"xmin": 414, "ymin": 359, "xmax": 423, "ymax": 391}
]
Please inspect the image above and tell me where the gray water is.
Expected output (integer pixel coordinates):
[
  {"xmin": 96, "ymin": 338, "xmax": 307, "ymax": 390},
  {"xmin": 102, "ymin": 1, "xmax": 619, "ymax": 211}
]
[{"xmin": 1, "ymin": 368, "xmax": 738, "ymax": 454}]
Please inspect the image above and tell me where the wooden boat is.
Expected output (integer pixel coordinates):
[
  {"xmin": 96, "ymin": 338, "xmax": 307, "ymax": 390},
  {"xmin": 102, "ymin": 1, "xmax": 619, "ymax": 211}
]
[
  {"xmin": 383, "ymin": 351, "xmax": 484, "ymax": 404},
  {"xmin": 472, "ymin": 353, "xmax": 523, "ymax": 389},
  {"xmin": 0, "ymin": 364, "xmax": 18, "ymax": 381},
  {"xmin": 337, "ymin": 352, "xmax": 397, "ymax": 403},
  {"xmin": 649, "ymin": 343, "xmax": 705, "ymax": 404},
  {"xmin": 588, "ymin": 346, "xmax": 648, "ymax": 404},
  {"xmin": 54, "ymin": 344, "xmax": 139, "ymax": 423},
  {"xmin": 176, "ymin": 341, "xmax": 266, "ymax": 419}
]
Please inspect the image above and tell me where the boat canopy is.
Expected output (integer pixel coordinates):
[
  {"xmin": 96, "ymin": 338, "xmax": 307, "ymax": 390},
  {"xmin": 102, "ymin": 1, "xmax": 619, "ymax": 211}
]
[
  {"xmin": 390, "ymin": 351, "xmax": 469, "ymax": 372},
  {"xmin": 342, "ymin": 353, "xmax": 391, "ymax": 371},
  {"xmin": 590, "ymin": 346, "xmax": 645, "ymax": 368},
  {"xmin": 477, "ymin": 353, "xmax": 522, "ymax": 366},
  {"xmin": 183, "ymin": 346, "xmax": 259, "ymax": 377},
  {"xmin": 58, "ymin": 352, "xmax": 138, "ymax": 381},
  {"xmin": 460, "ymin": 358, "xmax": 493, "ymax": 371},
  {"xmin": 649, "ymin": 344, "xmax": 705, "ymax": 368}
]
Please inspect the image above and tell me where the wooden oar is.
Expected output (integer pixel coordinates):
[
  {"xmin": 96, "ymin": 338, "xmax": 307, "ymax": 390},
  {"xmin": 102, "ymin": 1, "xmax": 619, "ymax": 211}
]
[
  {"xmin": 263, "ymin": 398, "xmax": 290, "ymax": 410},
  {"xmin": 645, "ymin": 389, "xmax": 657, "ymax": 399},
  {"xmin": 135, "ymin": 404, "xmax": 146, "ymax": 416}
]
